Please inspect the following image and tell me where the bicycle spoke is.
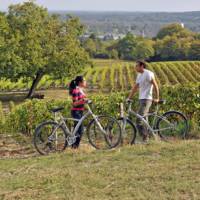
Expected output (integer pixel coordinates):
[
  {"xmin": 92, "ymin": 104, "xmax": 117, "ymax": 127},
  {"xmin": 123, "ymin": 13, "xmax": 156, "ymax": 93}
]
[
  {"xmin": 34, "ymin": 122, "xmax": 67, "ymax": 155},
  {"xmin": 156, "ymin": 111, "xmax": 188, "ymax": 140},
  {"xmin": 87, "ymin": 116, "xmax": 122, "ymax": 150},
  {"xmin": 118, "ymin": 118, "xmax": 136, "ymax": 145}
]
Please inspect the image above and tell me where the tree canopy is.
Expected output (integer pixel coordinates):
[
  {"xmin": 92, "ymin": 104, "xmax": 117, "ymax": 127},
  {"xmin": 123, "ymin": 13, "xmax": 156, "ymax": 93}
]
[
  {"xmin": 0, "ymin": 1, "xmax": 89, "ymax": 98},
  {"xmin": 156, "ymin": 23, "xmax": 193, "ymax": 39},
  {"xmin": 116, "ymin": 33, "xmax": 154, "ymax": 60}
]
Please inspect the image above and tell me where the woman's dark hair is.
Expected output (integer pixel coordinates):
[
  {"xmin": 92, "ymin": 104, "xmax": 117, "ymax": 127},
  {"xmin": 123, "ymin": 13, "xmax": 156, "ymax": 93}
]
[
  {"xmin": 69, "ymin": 76, "xmax": 84, "ymax": 95},
  {"xmin": 136, "ymin": 60, "xmax": 147, "ymax": 69}
]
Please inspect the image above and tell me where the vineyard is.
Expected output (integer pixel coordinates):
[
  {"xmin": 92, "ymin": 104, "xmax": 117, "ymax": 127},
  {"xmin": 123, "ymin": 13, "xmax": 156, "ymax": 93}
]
[
  {"xmin": 84, "ymin": 60, "xmax": 200, "ymax": 92},
  {"xmin": 0, "ymin": 60, "xmax": 200, "ymax": 92}
]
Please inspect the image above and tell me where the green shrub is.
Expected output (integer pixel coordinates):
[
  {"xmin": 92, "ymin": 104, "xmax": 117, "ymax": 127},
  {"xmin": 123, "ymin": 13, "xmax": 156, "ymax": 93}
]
[
  {"xmin": 1, "ymin": 84, "xmax": 200, "ymax": 136},
  {"xmin": 0, "ymin": 102, "xmax": 5, "ymax": 133}
]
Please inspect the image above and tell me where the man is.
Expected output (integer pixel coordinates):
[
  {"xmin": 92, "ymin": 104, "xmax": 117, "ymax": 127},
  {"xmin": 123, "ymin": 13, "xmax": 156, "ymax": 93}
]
[{"xmin": 127, "ymin": 61, "xmax": 159, "ymax": 142}]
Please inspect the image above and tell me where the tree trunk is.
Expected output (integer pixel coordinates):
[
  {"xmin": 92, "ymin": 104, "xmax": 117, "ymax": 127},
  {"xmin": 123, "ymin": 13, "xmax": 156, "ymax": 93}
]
[{"xmin": 26, "ymin": 71, "xmax": 44, "ymax": 99}]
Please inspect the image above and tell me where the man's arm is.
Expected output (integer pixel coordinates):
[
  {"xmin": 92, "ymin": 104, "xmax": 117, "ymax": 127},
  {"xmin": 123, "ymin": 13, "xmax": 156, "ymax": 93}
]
[
  {"xmin": 128, "ymin": 83, "xmax": 139, "ymax": 99},
  {"xmin": 151, "ymin": 78, "xmax": 159, "ymax": 102}
]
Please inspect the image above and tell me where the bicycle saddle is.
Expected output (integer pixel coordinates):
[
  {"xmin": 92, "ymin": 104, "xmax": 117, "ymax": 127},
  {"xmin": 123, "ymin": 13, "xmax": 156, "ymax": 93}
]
[{"xmin": 50, "ymin": 107, "xmax": 64, "ymax": 113}]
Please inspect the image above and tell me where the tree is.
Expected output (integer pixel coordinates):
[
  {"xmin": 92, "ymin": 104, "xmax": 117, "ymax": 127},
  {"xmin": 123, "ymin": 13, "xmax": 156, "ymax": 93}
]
[
  {"xmin": 82, "ymin": 38, "xmax": 97, "ymax": 57},
  {"xmin": 0, "ymin": 1, "xmax": 89, "ymax": 98},
  {"xmin": 134, "ymin": 39, "xmax": 155, "ymax": 61},
  {"xmin": 116, "ymin": 33, "xmax": 137, "ymax": 60},
  {"xmin": 154, "ymin": 36, "xmax": 191, "ymax": 61},
  {"xmin": 82, "ymin": 33, "xmax": 104, "ymax": 58},
  {"xmin": 116, "ymin": 33, "xmax": 154, "ymax": 61},
  {"xmin": 188, "ymin": 40, "xmax": 200, "ymax": 60},
  {"xmin": 109, "ymin": 49, "xmax": 118, "ymax": 59},
  {"xmin": 0, "ymin": 13, "xmax": 9, "ymax": 65},
  {"xmin": 156, "ymin": 23, "xmax": 192, "ymax": 40}
]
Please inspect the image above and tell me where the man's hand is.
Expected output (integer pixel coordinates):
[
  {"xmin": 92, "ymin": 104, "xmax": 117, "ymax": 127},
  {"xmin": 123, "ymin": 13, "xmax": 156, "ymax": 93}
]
[
  {"xmin": 153, "ymin": 99, "xmax": 160, "ymax": 103},
  {"xmin": 128, "ymin": 84, "xmax": 139, "ymax": 99}
]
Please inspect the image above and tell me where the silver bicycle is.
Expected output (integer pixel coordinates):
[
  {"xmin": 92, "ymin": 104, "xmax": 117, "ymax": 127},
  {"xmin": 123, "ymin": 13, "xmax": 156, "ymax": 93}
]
[
  {"xmin": 118, "ymin": 99, "xmax": 188, "ymax": 144},
  {"xmin": 34, "ymin": 100, "xmax": 122, "ymax": 155}
]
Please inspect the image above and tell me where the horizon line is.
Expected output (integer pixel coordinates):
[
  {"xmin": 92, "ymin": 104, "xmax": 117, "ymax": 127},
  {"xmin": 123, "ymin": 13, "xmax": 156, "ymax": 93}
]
[
  {"xmin": 1, "ymin": 9, "xmax": 200, "ymax": 13},
  {"xmin": 40, "ymin": 10, "xmax": 200, "ymax": 13}
]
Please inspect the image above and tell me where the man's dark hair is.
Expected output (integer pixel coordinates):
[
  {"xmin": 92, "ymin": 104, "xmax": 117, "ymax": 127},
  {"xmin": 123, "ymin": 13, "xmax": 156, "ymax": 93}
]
[{"xmin": 136, "ymin": 60, "xmax": 147, "ymax": 69}]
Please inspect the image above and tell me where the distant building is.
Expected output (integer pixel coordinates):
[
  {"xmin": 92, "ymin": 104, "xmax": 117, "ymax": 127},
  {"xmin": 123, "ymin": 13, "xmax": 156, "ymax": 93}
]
[
  {"xmin": 180, "ymin": 23, "xmax": 185, "ymax": 28},
  {"xmin": 81, "ymin": 33, "xmax": 126, "ymax": 41}
]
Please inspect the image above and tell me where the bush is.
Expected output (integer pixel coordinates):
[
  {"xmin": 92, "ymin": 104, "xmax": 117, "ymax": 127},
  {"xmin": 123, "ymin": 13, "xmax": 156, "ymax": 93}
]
[
  {"xmin": 0, "ymin": 102, "xmax": 5, "ymax": 133},
  {"xmin": 1, "ymin": 84, "xmax": 200, "ymax": 136}
]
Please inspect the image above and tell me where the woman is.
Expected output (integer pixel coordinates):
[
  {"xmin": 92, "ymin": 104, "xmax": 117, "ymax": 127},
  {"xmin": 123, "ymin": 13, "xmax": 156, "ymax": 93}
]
[{"xmin": 69, "ymin": 76, "xmax": 87, "ymax": 149}]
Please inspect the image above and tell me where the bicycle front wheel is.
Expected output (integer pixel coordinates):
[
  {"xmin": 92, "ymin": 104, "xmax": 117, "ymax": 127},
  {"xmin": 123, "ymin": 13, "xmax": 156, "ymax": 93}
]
[
  {"xmin": 87, "ymin": 116, "xmax": 122, "ymax": 150},
  {"xmin": 34, "ymin": 121, "xmax": 68, "ymax": 155},
  {"xmin": 118, "ymin": 118, "xmax": 137, "ymax": 145},
  {"xmin": 156, "ymin": 111, "xmax": 188, "ymax": 140}
]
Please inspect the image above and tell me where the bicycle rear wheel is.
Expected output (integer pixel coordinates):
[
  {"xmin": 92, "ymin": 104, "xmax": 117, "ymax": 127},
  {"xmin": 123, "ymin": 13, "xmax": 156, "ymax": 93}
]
[
  {"xmin": 117, "ymin": 118, "xmax": 137, "ymax": 145},
  {"xmin": 156, "ymin": 111, "xmax": 188, "ymax": 140},
  {"xmin": 34, "ymin": 121, "xmax": 68, "ymax": 155},
  {"xmin": 87, "ymin": 116, "xmax": 122, "ymax": 150}
]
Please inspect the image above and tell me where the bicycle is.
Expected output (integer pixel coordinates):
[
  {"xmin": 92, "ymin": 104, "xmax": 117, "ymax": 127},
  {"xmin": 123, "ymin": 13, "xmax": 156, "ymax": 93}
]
[
  {"xmin": 34, "ymin": 100, "xmax": 122, "ymax": 155},
  {"xmin": 118, "ymin": 99, "xmax": 189, "ymax": 144}
]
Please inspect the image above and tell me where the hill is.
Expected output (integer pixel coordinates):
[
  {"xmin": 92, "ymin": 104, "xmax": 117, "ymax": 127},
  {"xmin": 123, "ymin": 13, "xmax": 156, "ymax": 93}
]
[{"xmin": 52, "ymin": 11, "xmax": 200, "ymax": 37}]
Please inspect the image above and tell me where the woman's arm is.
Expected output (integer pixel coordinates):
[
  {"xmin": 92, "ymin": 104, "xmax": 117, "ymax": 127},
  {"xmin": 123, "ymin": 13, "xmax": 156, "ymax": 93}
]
[{"xmin": 73, "ymin": 99, "xmax": 86, "ymax": 106}]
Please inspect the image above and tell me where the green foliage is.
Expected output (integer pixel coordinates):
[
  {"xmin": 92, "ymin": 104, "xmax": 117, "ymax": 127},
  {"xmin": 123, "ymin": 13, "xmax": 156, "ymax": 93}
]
[
  {"xmin": 116, "ymin": 33, "xmax": 154, "ymax": 61},
  {"xmin": 156, "ymin": 23, "xmax": 192, "ymax": 39},
  {"xmin": 81, "ymin": 23, "xmax": 200, "ymax": 62},
  {"xmin": 1, "ymin": 60, "xmax": 200, "ymax": 93},
  {"xmin": 154, "ymin": 36, "xmax": 191, "ymax": 61},
  {"xmin": 83, "ymin": 60, "xmax": 200, "ymax": 92},
  {"xmin": 0, "ymin": 1, "xmax": 89, "ymax": 96},
  {"xmin": 83, "ymin": 38, "xmax": 97, "ymax": 57},
  {"xmin": 5, "ymin": 99, "xmax": 72, "ymax": 134},
  {"xmin": 1, "ymin": 84, "xmax": 199, "ymax": 136},
  {"xmin": 188, "ymin": 40, "xmax": 200, "ymax": 60},
  {"xmin": 82, "ymin": 33, "xmax": 114, "ymax": 59},
  {"xmin": 0, "ymin": 102, "xmax": 5, "ymax": 132},
  {"xmin": 110, "ymin": 49, "xmax": 119, "ymax": 59}
]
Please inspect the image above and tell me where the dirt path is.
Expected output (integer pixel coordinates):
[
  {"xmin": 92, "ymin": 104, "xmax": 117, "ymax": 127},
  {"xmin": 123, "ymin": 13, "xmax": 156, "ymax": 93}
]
[
  {"xmin": 0, "ymin": 134, "xmax": 95, "ymax": 159},
  {"xmin": 0, "ymin": 134, "xmax": 37, "ymax": 159}
]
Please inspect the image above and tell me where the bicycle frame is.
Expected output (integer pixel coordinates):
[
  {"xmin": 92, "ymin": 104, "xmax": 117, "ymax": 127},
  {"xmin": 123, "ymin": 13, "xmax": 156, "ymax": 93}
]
[
  {"xmin": 53, "ymin": 104, "xmax": 106, "ymax": 137},
  {"xmin": 127, "ymin": 102, "xmax": 175, "ymax": 137}
]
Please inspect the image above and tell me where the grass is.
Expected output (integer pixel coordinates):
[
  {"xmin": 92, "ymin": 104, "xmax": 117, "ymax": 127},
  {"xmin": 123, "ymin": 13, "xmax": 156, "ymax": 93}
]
[{"xmin": 0, "ymin": 140, "xmax": 200, "ymax": 199}]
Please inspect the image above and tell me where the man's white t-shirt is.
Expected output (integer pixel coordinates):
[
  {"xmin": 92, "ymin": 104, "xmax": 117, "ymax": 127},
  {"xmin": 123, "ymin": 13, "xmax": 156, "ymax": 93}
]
[{"xmin": 136, "ymin": 69, "xmax": 155, "ymax": 100}]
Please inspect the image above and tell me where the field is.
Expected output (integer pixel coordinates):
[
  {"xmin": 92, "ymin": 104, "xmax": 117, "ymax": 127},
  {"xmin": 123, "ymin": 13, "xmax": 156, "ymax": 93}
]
[
  {"xmin": 0, "ymin": 140, "xmax": 200, "ymax": 200},
  {"xmin": 0, "ymin": 60, "xmax": 200, "ymax": 93},
  {"xmin": 84, "ymin": 60, "xmax": 200, "ymax": 92}
]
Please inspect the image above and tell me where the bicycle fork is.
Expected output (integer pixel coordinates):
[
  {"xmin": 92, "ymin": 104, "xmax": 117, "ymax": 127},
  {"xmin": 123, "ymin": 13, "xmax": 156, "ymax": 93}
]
[{"xmin": 93, "ymin": 115, "xmax": 107, "ymax": 135}]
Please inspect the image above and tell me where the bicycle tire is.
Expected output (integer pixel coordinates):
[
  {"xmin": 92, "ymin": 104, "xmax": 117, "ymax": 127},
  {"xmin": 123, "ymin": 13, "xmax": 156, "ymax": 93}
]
[
  {"xmin": 87, "ymin": 115, "xmax": 122, "ymax": 150},
  {"xmin": 156, "ymin": 111, "xmax": 188, "ymax": 140},
  {"xmin": 117, "ymin": 118, "xmax": 137, "ymax": 145},
  {"xmin": 34, "ymin": 121, "xmax": 68, "ymax": 155}
]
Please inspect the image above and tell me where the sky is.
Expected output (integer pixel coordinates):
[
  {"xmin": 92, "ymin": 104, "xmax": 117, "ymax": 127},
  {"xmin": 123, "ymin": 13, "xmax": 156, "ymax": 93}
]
[{"xmin": 0, "ymin": 0, "xmax": 200, "ymax": 12}]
